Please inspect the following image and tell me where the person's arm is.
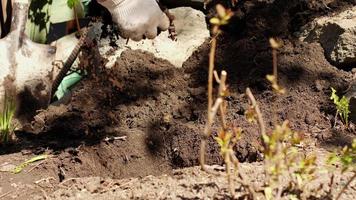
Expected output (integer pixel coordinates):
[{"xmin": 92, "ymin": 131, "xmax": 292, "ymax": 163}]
[{"xmin": 97, "ymin": 0, "xmax": 170, "ymax": 41}]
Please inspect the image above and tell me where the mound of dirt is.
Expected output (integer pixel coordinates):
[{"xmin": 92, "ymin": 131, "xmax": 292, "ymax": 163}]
[{"xmin": 20, "ymin": 33, "xmax": 354, "ymax": 181}]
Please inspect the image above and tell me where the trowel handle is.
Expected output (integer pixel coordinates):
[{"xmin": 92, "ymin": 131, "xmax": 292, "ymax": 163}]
[{"xmin": 51, "ymin": 28, "xmax": 89, "ymax": 100}]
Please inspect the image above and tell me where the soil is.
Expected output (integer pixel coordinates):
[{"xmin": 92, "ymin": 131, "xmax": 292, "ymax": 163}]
[{"xmin": 0, "ymin": 1, "xmax": 355, "ymax": 199}]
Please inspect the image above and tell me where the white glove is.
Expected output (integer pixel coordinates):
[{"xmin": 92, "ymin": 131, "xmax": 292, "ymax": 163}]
[{"xmin": 97, "ymin": 0, "xmax": 170, "ymax": 41}]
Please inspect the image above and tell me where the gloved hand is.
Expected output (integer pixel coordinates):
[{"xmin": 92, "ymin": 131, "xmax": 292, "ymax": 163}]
[{"xmin": 97, "ymin": 0, "xmax": 170, "ymax": 41}]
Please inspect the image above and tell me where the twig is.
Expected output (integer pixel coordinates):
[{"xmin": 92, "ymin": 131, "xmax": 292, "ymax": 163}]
[
  {"xmin": 104, "ymin": 136, "xmax": 127, "ymax": 142},
  {"xmin": 201, "ymin": 97, "xmax": 223, "ymax": 173},
  {"xmin": 39, "ymin": 188, "xmax": 49, "ymax": 200},
  {"xmin": 35, "ymin": 177, "xmax": 56, "ymax": 185},
  {"xmin": 335, "ymin": 172, "xmax": 356, "ymax": 200},
  {"xmin": 28, "ymin": 160, "xmax": 46, "ymax": 173},
  {"xmin": 213, "ymin": 70, "xmax": 220, "ymax": 83},
  {"xmin": 276, "ymin": 177, "xmax": 283, "ymax": 200},
  {"xmin": 225, "ymin": 152, "xmax": 235, "ymax": 198},
  {"xmin": 59, "ymin": 177, "xmax": 81, "ymax": 186},
  {"xmin": 201, "ymin": 74, "xmax": 227, "ymax": 173},
  {"xmin": 245, "ymin": 88, "xmax": 266, "ymax": 138},
  {"xmin": 218, "ymin": 71, "xmax": 228, "ymax": 131},
  {"xmin": 328, "ymin": 173, "xmax": 335, "ymax": 196},
  {"xmin": 73, "ymin": 6, "xmax": 81, "ymax": 33},
  {"xmin": 333, "ymin": 110, "xmax": 339, "ymax": 128},
  {"xmin": 0, "ymin": 191, "xmax": 12, "ymax": 199},
  {"xmin": 272, "ymin": 48, "xmax": 278, "ymax": 82},
  {"xmin": 200, "ymin": 25, "xmax": 219, "ymax": 171},
  {"xmin": 231, "ymin": 154, "xmax": 258, "ymax": 200}
]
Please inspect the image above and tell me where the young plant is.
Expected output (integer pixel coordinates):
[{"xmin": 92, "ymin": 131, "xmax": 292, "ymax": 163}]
[
  {"xmin": 245, "ymin": 37, "xmax": 318, "ymax": 199},
  {"xmin": 266, "ymin": 38, "xmax": 285, "ymax": 95},
  {"xmin": 215, "ymin": 127, "xmax": 242, "ymax": 197},
  {"xmin": 200, "ymin": 4, "xmax": 233, "ymax": 171},
  {"xmin": 330, "ymin": 87, "xmax": 350, "ymax": 127},
  {"xmin": 200, "ymin": 5, "xmax": 257, "ymax": 199},
  {"xmin": 263, "ymin": 121, "xmax": 317, "ymax": 199},
  {"xmin": 246, "ymin": 88, "xmax": 319, "ymax": 200},
  {"xmin": 0, "ymin": 94, "xmax": 16, "ymax": 144}
]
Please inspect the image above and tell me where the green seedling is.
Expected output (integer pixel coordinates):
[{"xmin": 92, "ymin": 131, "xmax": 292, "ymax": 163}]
[
  {"xmin": 209, "ymin": 4, "xmax": 233, "ymax": 26},
  {"xmin": 200, "ymin": 5, "xmax": 258, "ymax": 199},
  {"xmin": 214, "ymin": 126, "xmax": 256, "ymax": 199},
  {"xmin": 328, "ymin": 139, "xmax": 355, "ymax": 173},
  {"xmin": 201, "ymin": 4, "xmax": 233, "ymax": 170},
  {"xmin": 215, "ymin": 127, "xmax": 242, "ymax": 197},
  {"xmin": 262, "ymin": 121, "xmax": 316, "ymax": 199},
  {"xmin": 0, "ymin": 94, "xmax": 16, "ymax": 144},
  {"xmin": 12, "ymin": 155, "xmax": 49, "ymax": 174},
  {"xmin": 245, "ymin": 105, "xmax": 257, "ymax": 124},
  {"xmin": 330, "ymin": 87, "xmax": 350, "ymax": 127},
  {"xmin": 266, "ymin": 38, "xmax": 285, "ymax": 95}
]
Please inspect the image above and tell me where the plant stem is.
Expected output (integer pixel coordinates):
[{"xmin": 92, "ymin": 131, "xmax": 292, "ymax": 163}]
[
  {"xmin": 231, "ymin": 153, "xmax": 258, "ymax": 200},
  {"xmin": 218, "ymin": 71, "xmax": 227, "ymax": 130},
  {"xmin": 73, "ymin": 6, "xmax": 81, "ymax": 33},
  {"xmin": 328, "ymin": 173, "xmax": 335, "ymax": 197},
  {"xmin": 225, "ymin": 152, "xmax": 235, "ymax": 198},
  {"xmin": 335, "ymin": 172, "xmax": 356, "ymax": 200},
  {"xmin": 200, "ymin": 25, "xmax": 219, "ymax": 170},
  {"xmin": 246, "ymin": 88, "xmax": 266, "ymax": 139},
  {"xmin": 272, "ymin": 49, "xmax": 277, "ymax": 82},
  {"xmin": 208, "ymin": 26, "xmax": 219, "ymax": 126},
  {"xmin": 272, "ymin": 48, "xmax": 278, "ymax": 125}
]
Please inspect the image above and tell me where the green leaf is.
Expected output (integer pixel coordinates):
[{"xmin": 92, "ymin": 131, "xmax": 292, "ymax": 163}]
[
  {"xmin": 330, "ymin": 87, "xmax": 350, "ymax": 126},
  {"xmin": 210, "ymin": 17, "xmax": 220, "ymax": 25},
  {"xmin": 0, "ymin": 93, "xmax": 16, "ymax": 144},
  {"xmin": 289, "ymin": 194, "xmax": 299, "ymax": 200},
  {"xmin": 214, "ymin": 137, "xmax": 224, "ymax": 147},
  {"xmin": 67, "ymin": 0, "xmax": 79, "ymax": 9},
  {"xmin": 264, "ymin": 187, "xmax": 273, "ymax": 200},
  {"xmin": 262, "ymin": 134, "xmax": 270, "ymax": 145},
  {"xmin": 12, "ymin": 155, "xmax": 49, "ymax": 174}
]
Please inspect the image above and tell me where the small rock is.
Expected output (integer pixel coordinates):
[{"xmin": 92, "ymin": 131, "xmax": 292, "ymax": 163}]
[
  {"xmin": 315, "ymin": 79, "xmax": 327, "ymax": 92},
  {"xmin": 0, "ymin": 163, "xmax": 16, "ymax": 172},
  {"xmin": 298, "ymin": 7, "xmax": 356, "ymax": 67},
  {"xmin": 351, "ymin": 68, "xmax": 356, "ymax": 74},
  {"xmin": 305, "ymin": 114, "xmax": 316, "ymax": 126},
  {"xmin": 85, "ymin": 177, "xmax": 101, "ymax": 193},
  {"xmin": 21, "ymin": 149, "xmax": 32, "ymax": 155}
]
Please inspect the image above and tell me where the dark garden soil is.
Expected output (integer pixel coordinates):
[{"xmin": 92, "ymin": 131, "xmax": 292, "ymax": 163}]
[{"xmin": 0, "ymin": 1, "xmax": 355, "ymax": 199}]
